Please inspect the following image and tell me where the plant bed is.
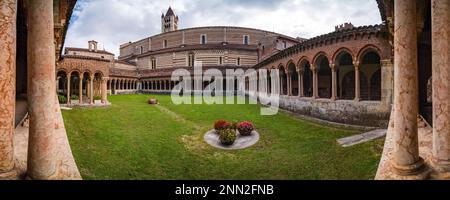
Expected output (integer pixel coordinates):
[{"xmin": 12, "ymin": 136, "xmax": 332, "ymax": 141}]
[{"xmin": 204, "ymin": 129, "xmax": 260, "ymax": 150}]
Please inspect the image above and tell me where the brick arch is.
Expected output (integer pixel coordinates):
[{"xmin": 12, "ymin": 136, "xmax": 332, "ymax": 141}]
[
  {"xmin": 286, "ymin": 60, "xmax": 296, "ymax": 74},
  {"xmin": 277, "ymin": 63, "xmax": 287, "ymax": 73},
  {"xmin": 297, "ymin": 56, "xmax": 311, "ymax": 72},
  {"xmin": 356, "ymin": 44, "xmax": 382, "ymax": 64},
  {"xmin": 312, "ymin": 51, "xmax": 330, "ymax": 67},
  {"xmin": 332, "ymin": 47, "xmax": 355, "ymax": 65},
  {"xmin": 69, "ymin": 69, "xmax": 82, "ymax": 76},
  {"xmin": 57, "ymin": 68, "xmax": 69, "ymax": 76}
]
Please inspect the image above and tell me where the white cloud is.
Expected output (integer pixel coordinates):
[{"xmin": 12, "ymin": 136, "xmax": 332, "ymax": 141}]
[{"xmin": 65, "ymin": 0, "xmax": 382, "ymax": 56}]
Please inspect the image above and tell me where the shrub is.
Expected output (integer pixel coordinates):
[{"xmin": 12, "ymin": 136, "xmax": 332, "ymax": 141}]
[
  {"xmin": 237, "ymin": 121, "xmax": 255, "ymax": 136},
  {"xmin": 58, "ymin": 94, "xmax": 67, "ymax": 104},
  {"xmin": 214, "ymin": 120, "xmax": 231, "ymax": 131},
  {"xmin": 219, "ymin": 128, "xmax": 237, "ymax": 146},
  {"xmin": 71, "ymin": 94, "xmax": 79, "ymax": 100},
  {"xmin": 94, "ymin": 96, "xmax": 102, "ymax": 100},
  {"xmin": 148, "ymin": 98, "xmax": 158, "ymax": 105}
]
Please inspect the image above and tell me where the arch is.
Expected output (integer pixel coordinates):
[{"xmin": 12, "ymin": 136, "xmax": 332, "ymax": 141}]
[
  {"xmin": 359, "ymin": 49, "xmax": 381, "ymax": 101},
  {"xmin": 287, "ymin": 61, "xmax": 298, "ymax": 96},
  {"xmin": 297, "ymin": 56, "xmax": 311, "ymax": 72},
  {"xmin": 312, "ymin": 51, "xmax": 330, "ymax": 67},
  {"xmin": 356, "ymin": 44, "xmax": 382, "ymax": 64},
  {"xmin": 335, "ymin": 51, "xmax": 355, "ymax": 100},
  {"xmin": 299, "ymin": 59, "xmax": 313, "ymax": 97},
  {"xmin": 332, "ymin": 47, "xmax": 355, "ymax": 64},
  {"xmin": 314, "ymin": 54, "xmax": 332, "ymax": 99}
]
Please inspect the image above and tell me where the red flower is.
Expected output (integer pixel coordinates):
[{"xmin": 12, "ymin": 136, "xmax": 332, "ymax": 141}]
[
  {"xmin": 237, "ymin": 121, "xmax": 255, "ymax": 136},
  {"xmin": 214, "ymin": 120, "xmax": 231, "ymax": 131}
]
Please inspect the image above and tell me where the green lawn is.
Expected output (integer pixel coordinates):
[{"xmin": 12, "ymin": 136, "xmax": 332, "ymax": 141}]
[{"xmin": 62, "ymin": 94, "xmax": 384, "ymax": 180}]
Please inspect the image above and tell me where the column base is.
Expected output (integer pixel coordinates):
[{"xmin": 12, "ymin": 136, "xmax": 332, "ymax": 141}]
[
  {"xmin": 430, "ymin": 159, "xmax": 450, "ymax": 179},
  {"xmin": 354, "ymin": 97, "xmax": 361, "ymax": 102},
  {"xmin": 0, "ymin": 169, "xmax": 18, "ymax": 180},
  {"xmin": 390, "ymin": 158, "xmax": 430, "ymax": 179},
  {"xmin": 25, "ymin": 169, "xmax": 59, "ymax": 180}
]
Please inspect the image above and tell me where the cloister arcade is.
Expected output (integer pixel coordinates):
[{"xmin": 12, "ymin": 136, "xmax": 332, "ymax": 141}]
[
  {"xmin": 270, "ymin": 48, "xmax": 383, "ymax": 102},
  {"xmin": 57, "ymin": 70, "xmax": 108, "ymax": 104}
]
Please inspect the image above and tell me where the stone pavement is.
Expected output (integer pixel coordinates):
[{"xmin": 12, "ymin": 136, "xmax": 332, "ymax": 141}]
[{"xmin": 337, "ymin": 129, "xmax": 387, "ymax": 147}]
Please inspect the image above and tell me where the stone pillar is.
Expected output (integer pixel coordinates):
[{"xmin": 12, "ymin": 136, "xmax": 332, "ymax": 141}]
[
  {"xmin": 331, "ymin": 63, "xmax": 337, "ymax": 101},
  {"xmin": 101, "ymin": 78, "xmax": 108, "ymax": 103},
  {"xmin": 381, "ymin": 59, "xmax": 394, "ymax": 106},
  {"xmin": 27, "ymin": 0, "xmax": 58, "ymax": 180},
  {"xmin": 298, "ymin": 71, "xmax": 304, "ymax": 97},
  {"xmin": 79, "ymin": 74, "xmax": 83, "ymax": 104},
  {"xmin": 108, "ymin": 80, "xmax": 112, "ymax": 94},
  {"xmin": 0, "ymin": 0, "xmax": 17, "ymax": 179},
  {"xmin": 90, "ymin": 76, "xmax": 94, "ymax": 104},
  {"xmin": 432, "ymin": 0, "xmax": 450, "ymax": 175},
  {"xmin": 287, "ymin": 74, "xmax": 292, "ymax": 96},
  {"xmin": 56, "ymin": 78, "xmax": 59, "ymax": 93},
  {"xmin": 391, "ymin": 0, "xmax": 425, "ymax": 176},
  {"xmin": 312, "ymin": 65, "xmax": 319, "ymax": 99},
  {"xmin": 354, "ymin": 62, "xmax": 361, "ymax": 102},
  {"xmin": 67, "ymin": 73, "xmax": 71, "ymax": 104}
]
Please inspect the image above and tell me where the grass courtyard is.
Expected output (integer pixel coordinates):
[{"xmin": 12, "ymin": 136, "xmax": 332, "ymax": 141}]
[{"xmin": 62, "ymin": 94, "xmax": 384, "ymax": 180}]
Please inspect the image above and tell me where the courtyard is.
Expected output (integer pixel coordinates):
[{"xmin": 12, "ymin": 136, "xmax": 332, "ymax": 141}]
[{"xmin": 62, "ymin": 94, "xmax": 384, "ymax": 180}]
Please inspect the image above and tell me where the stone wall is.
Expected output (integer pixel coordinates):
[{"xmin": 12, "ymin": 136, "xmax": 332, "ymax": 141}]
[{"xmin": 277, "ymin": 96, "xmax": 390, "ymax": 127}]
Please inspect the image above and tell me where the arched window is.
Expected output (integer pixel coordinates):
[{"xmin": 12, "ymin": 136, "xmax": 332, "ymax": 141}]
[
  {"xmin": 237, "ymin": 57, "xmax": 241, "ymax": 66},
  {"xmin": 201, "ymin": 34, "xmax": 207, "ymax": 44},
  {"xmin": 243, "ymin": 35, "xmax": 250, "ymax": 45}
]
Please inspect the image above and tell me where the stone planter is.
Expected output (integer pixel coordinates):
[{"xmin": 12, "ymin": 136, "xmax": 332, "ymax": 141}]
[
  {"xmin": 148, "ymin": 99, "xmax": 159, "ymax": 105},
  {"xmin": 94, "ymin": 100, "xmax": 102, "ymax": 104}
]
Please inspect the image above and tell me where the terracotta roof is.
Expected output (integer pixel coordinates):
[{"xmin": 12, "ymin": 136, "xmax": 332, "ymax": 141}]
[
  {"xmin": 65, "ymin": 47, "xmax": 115, "ymax": 55},
  {"xmin": 62, "ymin": 55, "xmax": 111, "ymax": 62},
  {"xmin": 254, "ymin": 24, "xmax": 386, "ymax": 69}
]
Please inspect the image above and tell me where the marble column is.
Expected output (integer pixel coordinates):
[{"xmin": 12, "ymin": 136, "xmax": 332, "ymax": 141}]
[
  {"xmin": 56, "ymin": 78, "xmax": 59, "ymax": 93},
  {"xmin": 90, "ymin": 76, "xmax": 94, "ymax": 104},
  {"xmin": 331, "ymin": 63, "xmax": 337, "ymax": 101},
  {"xmin": 312, "ymin": 65, "xmax": 319, "ymax": 99},
  {"xmin": 354, "ymin": 62, "xmax": 361, "ymax": 102},
  {"xmin": 79, "ymin": 74, "xmax": 83, "ymax": 104},
  {"xmin": 298, "ymin": 71, "xmax": 304, "ymax": 97},
  {"xmin": 67, "ymin": 73, "xmax": 71, "ymax": 104},
  {"xmin": 101, "ymin": 78, "xmax": 108, "ymax": 103},
  {"xmin": 391, "ymin": 0, "xmax": 425, "ymax": 176},
  {"xmin": 381, "ymin": 59, "xmax": 394, "ymax": 106},
  {"xmin": 432, "ymin": 0, "xmax": 450, "ymax": 174},
  {"xmin": 27, "ymin": 0, "xmax": 58, "ymax": 180},
  {"xmin": 287, "ymin": 74, "xmax": 292, "ymax": 96},
  {"xmin": 0, "ymin": 0, "xmax": 17, "ymax": 179}
]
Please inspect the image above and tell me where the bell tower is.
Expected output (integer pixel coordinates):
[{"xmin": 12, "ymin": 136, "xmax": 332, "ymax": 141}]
[{"xmin": 161, "ymin": 7, "xmax": 178, "ymax": 33}]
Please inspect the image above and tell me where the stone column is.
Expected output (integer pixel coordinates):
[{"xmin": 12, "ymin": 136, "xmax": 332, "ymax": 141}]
[
  {"xmin": 67, "ymin": 73, "xmax": 71, "ymax": 104},
  {"xmin": 391, "ymin": 0, "xmax": 425, "ymax": 176},
  {"xmin": 90, "ymin": 75, "xmax": 94, "ymax": 104},
  {"xmin": 298, "ymin": 71, "xmax": 304, "ymax": 97},
  {"xmin": 108, "ymin": 80, "xmax": 112, "ymax": 94},
  {"xmin": 354, "ymin": 62, "xmax": 361, "ymax": 102},
  {"xmin": 56, "ymin": 77, "xmax": 59, "ymax": 93},
  {"xmin": 79, "ymin": 74, "xmax": 83, "ymax": 104},
  {"xmin": 381, "ymin": 59, "xmax": 394, "ymax": 106},
  {"xmin": 432, "ymin": 0, "xmax": 450, "ymax": 175},
  {"xmin": 331, "ymin": 63, "xmax": 337, "ymax": 101},
  {"xmin": 287, "ymin": 74, "xmax": 292, "ymax": 96},
  {"xmin": 27, "ymin": 0, "xmax": 58, "ymax": 180},
  {"xmin": 101, "ymin": 78, "xmax": 108, "ymax": 103},
  {"xmin": 0, "ymin": 0, "xmax": 17, "ymax": 179},
  {"xmin": 312, "ymin": 65, "xmax": 319, "ymax": 99}
]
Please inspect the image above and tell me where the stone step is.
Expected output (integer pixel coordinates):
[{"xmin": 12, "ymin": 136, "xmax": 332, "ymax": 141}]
[{"xmin": 337, "ymin": 129, "xmax": 387, "ymax": 147}]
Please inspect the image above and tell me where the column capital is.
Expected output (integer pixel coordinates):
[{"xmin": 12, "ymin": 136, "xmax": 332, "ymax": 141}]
[
  {"xmin": 330, "ymin": 63, "xmax": 337, "ymax": 71},
  {"xmin": 353, "ymin": 61, "xmax": 360, "ymax": 69}
]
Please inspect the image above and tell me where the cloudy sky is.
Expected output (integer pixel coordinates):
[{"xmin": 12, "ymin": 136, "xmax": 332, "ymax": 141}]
[{"xmin": 65, "ymin": 0, "xmax": 382, "ymax": 56}]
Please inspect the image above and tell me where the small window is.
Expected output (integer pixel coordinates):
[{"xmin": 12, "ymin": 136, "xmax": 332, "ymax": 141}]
[
  {"xmin": 262, "ymin": 46, "xmax": 265, "ymax": 54},
  {"xmin": 243, "ymin": 35, "xmax": 250, "ymax": 45},
  {"xmin": 283, "ymin": 41, "xmax": 287, "ymax": 48},
  {"xmin": 188, "ymin": 53, "xmax": 195, "ymax": 67},
  {"xmin": 219, "ymin": 57, "xmax": 223, "ymax": 65},
  {"xmin": 201, "ymin": 34, "xmax": 207, "ymax": 44},
  {"xmin": 140, "ymin": 46, "xmax": 143, "ymax": 54},
  {"xmin": 101, "ymin": 56, "xmax": 105, "ymax": 58},
  {"xmin": 163, "ymin": 40, "xmax": 168, "ymax": 48},
  {"xmin": 237, "ymin": 57, "xmax": 241, "ymax": 66},
  {"xmin": 151, "ymin": 58, "xmax": 156, "ymax": 69}
]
